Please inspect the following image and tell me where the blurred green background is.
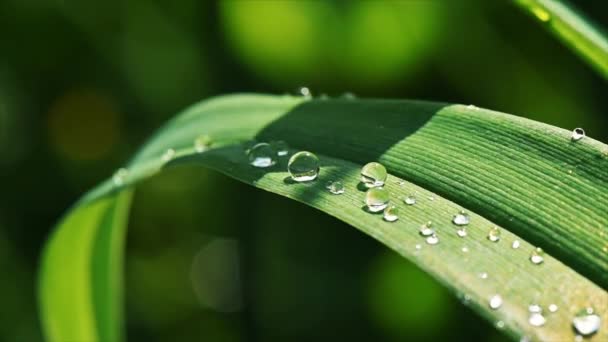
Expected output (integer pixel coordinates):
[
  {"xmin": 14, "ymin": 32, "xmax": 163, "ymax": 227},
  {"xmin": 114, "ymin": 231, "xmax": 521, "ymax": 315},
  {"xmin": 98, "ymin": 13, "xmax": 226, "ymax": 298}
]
[{"xmin": 1, "ymin": 0, "xmax": 607, "ymax": 341}]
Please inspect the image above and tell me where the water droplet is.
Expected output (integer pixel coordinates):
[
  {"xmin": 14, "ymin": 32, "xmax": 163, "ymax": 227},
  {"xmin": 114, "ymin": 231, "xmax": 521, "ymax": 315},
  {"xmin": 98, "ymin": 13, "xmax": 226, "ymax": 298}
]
[
  {"xmin": 297, "ymin": 86, "xmax": 312, "ymax": 98},
  {"xmin": 112, "ymin": 168, "xmax": 129, "ymax": 186},
  {"xmin": 426, "ymin": 233, "xmax": 439, "ymax": 245},
  {"xmin": 496, "ymin": 321, "xmax": 505, "ymax": 329},
  {"xmin": 326, "ymin": 181, "xmax": 344, "ymax": 195},
  {"xmin": 395, "ymin": 180, "xmax": 405, "ymax": 186},
  {"xmin": 462, "ymin": 246, "xmax": 469, "ymax": 253},
  {"xmin": 548, "ymin": 304, "xmax": 558, "ymax": 313},
  {"xmin": 457, "ymin": 228, "xmax": 468, "ymax": 237},
  {"xmin": 415, "ymin": 244, "xmax": 422, "ymax": 250},
  {"xmin": 530, "ymin": 5, "xmax": 551, "ymax": 22},
  {"xmin": 161, "ymin": 148, "xmax": 176, "ymax": 162},
  {"xmin": 248, "ymin": 143, "xmax": 277, "ymax": 168},
  {"xmin": 419, "ymin": 221, "xmax": 434, "ymax": 236},
  {"xmin": 270, "ymin": 140, "xmax": 289, "ymax": 156},
  {"xmin": 529, "ymin": 304, "xmax": 542, "ymax": 313},
  {"xmin": 467, "ymin": 104, "xmax": 477, "ymax": 110},
  {"xmin": 428, "ymin": 196, "xmax": 435, "ymax": 201},
  {"xmin": 361, "ymin": 162, "xmax": 387, "ymax": 188},
  {"xmin": 194, "ymin": 135, "xmax": 212, "ymax": 153},
  {"xmin": 288, "ymin": 151, "xmax": 320, "ymax": 181},
  {"xmin": 365, "ymin": 187, "xmax": 390, "ymax": 212},
  {"xmin": 383, "ymin": 205, "xmax": 399, "ymax": 222},
  {"xmin": 403, "ymin": 195, "xmax": 416, "ymax": 205},
  {"xmin": 572, "ymin": 308, "xmax": 601, "ymax": 336},
  {"xmin": 341, "ymin": 92, "xmax": 356, "ymax": 99},
  {"xmin": 512, "ymin": 240, "xmax": 521, "ymax": 249},
  {"xmin": 453, "ymin": 210, "xmax": 470, "ymax": 226},
  {"xmin": 487, "ymin": 227, "xmax": 501, "ymax": 242},
  {"xmin": 489, "ymin": 294, "xmax": 503, "ymax": 309},
  {"xmin": 530, "ymin": 247, "xmax": 545, "ymax": 265},
  {"xmin": 479, "ymin": 272, "xmax": 488, "ymax": 279},
  {"xmin": 571, "ymin": 128, "xmax": 586, "ymax": 141},
  {"xmin": 528, "ymin": 313, "xmax": 546, "ymax": 327}
]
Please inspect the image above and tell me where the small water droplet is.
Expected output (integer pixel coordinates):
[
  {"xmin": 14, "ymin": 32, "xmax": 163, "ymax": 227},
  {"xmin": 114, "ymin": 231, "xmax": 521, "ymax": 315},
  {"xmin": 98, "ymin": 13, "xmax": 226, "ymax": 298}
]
[
  {"xmin": 453, "ymin": 210, "xmax": 470, "ymax": 226},
  {"xmin": 419, "ymin": 222, "xmax": 434, "ymax": 236},
  {"xmin": 530, "ymin": 5, "xmax": 551, "ymax": 22},
  {"xmin": 528, "ymin": 313, "xmax": 546, "ymax": 327},
  {"xmin": 428, "ymin": 196, "xmax": 435, "ymax": 201},
  {"xmin": 403, "ymin": 195, "xmax": 416, "ymax": 205},
  {"xmin": 415, "ymin": 244, "xmax": 422, "ymax": 250},
  {"xmin": 426, "ymin": 233, "xmax": 439, "ymax": 245},
  {"xmin": 395, "ymin": 180, "xmax": 405, "ymax": 186},
  {"xmin": 288, "ymin": 151, "xmax": 320, "ymax": 181},
  {"xmin": 457, "ymin": 228, "xmax": 468, "ymax": 238},
  {"xmin": 529, "ymin": 304, "xmax": 542, "ymax": 313},
  {"xmin": 270, "ymin": 140, "xmax": 289, "ymax": 156},
  {"xmin": 326, "ymin": 181, "xmax": 344, "ymax": 195},
  {"xmin": 530, "ymin": 247, "xmax": 545, "ymax": 265},
  {"xmin": 479, "ymin": 272, "xmax": 488, "ymax": 279},
  {"xmin": 496, "ymin": 321, "xmax": 505, "ymax": 329},
  {"xmin": 194, "ymin": 135, "xmax": 212, "ymax": 153},
  {"xmin": 512, "ymin": 240, "xmax": 521, "ymax": 249},
  {"xmin": 487, "ymin": 227, "xmax": 501, "ymax": 242},
  {"xmin": 341, "ymin": 92, "xmax": 356, "ymax": 99},
  {"xmin": 161, "ymin": 148, "xmax": 176, "ymax": 162},
  {"xmin": 112, "ymin": 168, "xmax": 129, "ymax": 186},
  {"xmin": 298, "ymin": 86, "xmax": 312, "ymax": 98},
  {"xmin": 575, "ymin": 335, "xmax": 583, "ymax": 342},
  {"xmin": 365, "ymin": 187, "xmax": 390, "ymax": 212},
  {"xmin": 548, "ymin": 304, "xmax": 558, "ymax": 313},
  {"xmin": 248, "ymin": 143, "xmax": 277, "ymax": 168},
  {"xmin": 383, "ymin": 205, "xmax": 399, "ymax": 222},
  {"xmin": 571, "ymin": 128, "xmax": 586, "ymax": 141},
  {"xmin": 467, "ymin": 104, "xmax": 477, "ymax": 110},
  {"xmin": 489, "ymin": 294, "xmax": 503, "ymax": 309},
  {"xmin": 361, "ymin": 162, "xmax": 387, "ymax": 188},
  {"xmin": 572, "ymin": 308, "xmax": 601, "ymax": 336},
  {"xmin": 461, "ymin": 246, "xmax": 469, "ymax": 253}
]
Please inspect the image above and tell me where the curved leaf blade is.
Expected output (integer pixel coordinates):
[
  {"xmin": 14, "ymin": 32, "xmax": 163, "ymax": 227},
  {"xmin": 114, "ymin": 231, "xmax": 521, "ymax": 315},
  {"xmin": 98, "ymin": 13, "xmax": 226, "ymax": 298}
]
[{"xmin": 39, "ymin": 94, "xmax": 608, "ymax": 341}]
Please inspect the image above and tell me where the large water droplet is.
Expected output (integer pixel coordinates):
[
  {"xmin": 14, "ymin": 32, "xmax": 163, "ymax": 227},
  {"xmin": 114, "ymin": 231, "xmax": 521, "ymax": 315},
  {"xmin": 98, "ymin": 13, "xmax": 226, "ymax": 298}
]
[
  {"xmin": 512, "ymin": 240, "xmax": 521, "ymax": 249},
  {"xmin": 270, "ymin": 140, "xmax": 289, "ymax": 156},
  {"xmin": 361, "ymin": 162, "xmax": 387, "ymax": 188},
  {"xmin": 365, "ymin": 187, "xmax": 390, "ymax": 212},
  {"xmin": 326, "ymin": 181, "xmax": 344, "ymax": 195},
  {"xmin": 161, "ymin": 148, "xmax": 176, "ymax": 162},
  {"xmin": 489, "ymin": 294, "xmax": 503, "ymax": 309},
  {"xmin": 487, "ymin": 227, "xmax": 501, "ymax": 242},
  {"xmin": 419, "ymin": 221, "xmax": 434, "ymax": 236},
  {"xmin": 572, "ymin": 308, "xmax": 601, "ymax": 336},
  {"xmin": 112, "ymin": 168, "xmax": 129, "ymax": 186},
  {"xmin": 403, "ymin": 195, "xmax": 416, "ymax": 205},
  {"xmin": 288, "ymin": 151, "xmax": 320, "ymax": 182},
  {"xmin": 383, "ymin": 205, "xmax": 399, "ymax": 222},
  {"xmin": 426, "ymin": 233, "xmax": 439, "ymax": 245},
  {"xmin": 530, "ymin": 247, "xmax": 545, "ymax": 265},
  {"xmin": 571, "ymin": 128, "xmax": 586, "ymax": 141},
  {"xmin": 248, "ymin": 143, "xmax": 277, "ymax": 168},
  {"xmin": 457, "ymin": 227, "xmax": 468, "ymax": 238},
  {"xmin": 194, "ymin": 135, "xmax": 212, "ymax": 153},
  {"xmin": 528, "ymin": 313, "xmax": 546, "ymax": 327},
  {"xmin": 453, "ymin": 211, "xmax": 470, "ymax": 226}
]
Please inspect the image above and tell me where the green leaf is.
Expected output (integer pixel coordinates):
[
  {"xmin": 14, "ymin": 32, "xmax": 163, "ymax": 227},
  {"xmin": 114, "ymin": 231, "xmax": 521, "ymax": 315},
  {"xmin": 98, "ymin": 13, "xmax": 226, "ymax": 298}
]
[
  {"xmin": 39, "ymin": 94, "xmax": 608, "ymax": 341},
  {"xmin": 514, "ymin": 0, "xmax": 608, "ymax": 80}
]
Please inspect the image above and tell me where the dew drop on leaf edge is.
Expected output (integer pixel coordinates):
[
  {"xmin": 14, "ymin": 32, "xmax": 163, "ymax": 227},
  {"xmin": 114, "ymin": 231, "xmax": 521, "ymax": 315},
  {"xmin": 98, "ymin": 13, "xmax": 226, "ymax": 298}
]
[
  {"xmin": 571, "ymin": 128, "xmax": 586, "ymax": 141},
  {"xmin": 248, "ymin": 143, "xmax": 277, "ymax": 168},
  {"xmin": 489, "ymin": 294, "xmax": 502, "ymax": 309},
  {"xmin": 288, "ymin": 151, "xmax": 320, "ymax": 182}
]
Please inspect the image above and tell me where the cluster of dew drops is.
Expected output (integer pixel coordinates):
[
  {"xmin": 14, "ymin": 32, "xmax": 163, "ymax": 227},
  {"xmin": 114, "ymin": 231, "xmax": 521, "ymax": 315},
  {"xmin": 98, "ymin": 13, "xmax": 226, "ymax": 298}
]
[{"xmin": 109, "ymin": 88, "xmax": 600, "ymax": 338}]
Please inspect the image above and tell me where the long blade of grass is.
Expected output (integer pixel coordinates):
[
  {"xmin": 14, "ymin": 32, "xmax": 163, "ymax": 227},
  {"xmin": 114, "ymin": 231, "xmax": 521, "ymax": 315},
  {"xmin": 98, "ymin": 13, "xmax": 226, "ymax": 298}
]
[
  {"xmin": 39, "ymin": 94, "xmax": 608, "ymax": 341},
  {"xmin": 514, "ymin": 0, "xmax": 608, "ymax": 80}
]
